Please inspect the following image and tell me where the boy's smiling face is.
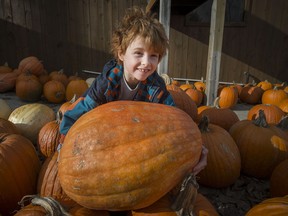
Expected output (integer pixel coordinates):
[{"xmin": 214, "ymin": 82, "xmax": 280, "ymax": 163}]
[{"xmin": 118, "ymin": 36, "xmax": 160, "ymax": 88}]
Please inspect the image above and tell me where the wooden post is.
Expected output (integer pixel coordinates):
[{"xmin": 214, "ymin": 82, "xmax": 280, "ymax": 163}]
[
  {"xmin": 157, "ymin": 0, "xmax": 171, "ymax": 75},
  {"xmin": 205, "ymin": 0, "xmax": 226, "ymax": 106}
]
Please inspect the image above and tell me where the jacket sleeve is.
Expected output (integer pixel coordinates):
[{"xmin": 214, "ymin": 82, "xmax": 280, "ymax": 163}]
[{"xmin": 59, "ymin": 94, "xmax": 97, "ymax": 135}]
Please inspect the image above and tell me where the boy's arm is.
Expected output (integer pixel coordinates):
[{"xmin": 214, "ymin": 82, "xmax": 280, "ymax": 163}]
[{"xmin": 59, "ymin": 94, "xmax": 97, "ymax": 136}]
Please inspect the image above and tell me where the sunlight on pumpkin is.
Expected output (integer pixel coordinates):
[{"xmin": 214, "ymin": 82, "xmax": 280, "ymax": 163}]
[{"xmin": 271, "ymin": 135, "xmax": 288, "ymax": 151}]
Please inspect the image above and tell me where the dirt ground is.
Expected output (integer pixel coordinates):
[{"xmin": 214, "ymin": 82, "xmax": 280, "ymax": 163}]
[{"xmin": 1, "ymin": 92, "xmax": 268, "ymax": 216}]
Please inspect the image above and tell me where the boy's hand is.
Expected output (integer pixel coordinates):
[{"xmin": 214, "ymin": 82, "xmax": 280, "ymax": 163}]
[{"xmin": 192, "ymin": 145, "xmax": 208, "ymax": 175}]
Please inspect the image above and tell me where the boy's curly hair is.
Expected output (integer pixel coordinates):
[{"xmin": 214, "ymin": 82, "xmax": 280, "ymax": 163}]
[{"xmin": 111, "ymin": 6, "xmax": 169, "ymax": 64}]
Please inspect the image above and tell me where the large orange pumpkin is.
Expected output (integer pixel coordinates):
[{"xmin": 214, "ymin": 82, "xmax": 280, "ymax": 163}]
[
  {"xmin": 37, "ymin": 151, "xmax": 77, "ymax": 209},
  {"xmin": 262, "ymin": 86, "xmax": 288, "ymax": 106},
  {"xmin": 229, "ymin": 110, "xmax": 288, "ymax": 178},
  {"xmin": 0, "ymin": 133, "xmax": 41, "ymax": 215},
  {"xmin": 197, "ymin": 116, "xmax": 241, "ymax": 188},
  {"xmin": 58, "ymin": 101, "xmax": 202, "ymax": 210},
  {"xmin": 245, "ymin": 195, "xmax": 288, "ymax": 216},
  {"xmin": 270, "ymin": 159, "xmax": 288, "ymax": 197}
]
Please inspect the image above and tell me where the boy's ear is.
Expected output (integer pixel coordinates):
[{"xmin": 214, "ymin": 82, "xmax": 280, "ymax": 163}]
[{"xmin": 118, "ymin": 51, "xmax": 124, "ymax": 61}]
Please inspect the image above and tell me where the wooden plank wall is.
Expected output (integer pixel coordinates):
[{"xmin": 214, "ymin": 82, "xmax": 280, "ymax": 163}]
[
  {"xmin": 0, "ymin": 0, "xmax": 146, "ymax": 78},
  {"xmin": 169, "ymin": 0, "xmax": 288, "ymax": 84},
  {"xmin": 0, "ymin": 0, "xmax": 287, "ymax": 84}
]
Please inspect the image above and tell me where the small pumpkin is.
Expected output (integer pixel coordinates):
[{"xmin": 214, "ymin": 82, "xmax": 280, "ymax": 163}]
[
  {"xmin": 15, "ymin": 74, "xmax": 43, "ymax": 102},
  {"xmin": 58, "ymin": 101, "xmax": 202, "ymax": 210},
  {"xmin": 38, "ymin": 114, "xmax": 61, "ymax": 158},
  {"xmin": 18, "ymin": 56, "xmax": 45, "ymax": 77},
  {"xmin": 0, "ymin": 118, "xmax": 20, "ymax": 134},
  {"xmin": 0, "ymin": 70, "xmax": 18, "ymax": 92},
  {"xmin": 0, "ymin": 98, "xmax": 12, "ymax": 120},
  {"xmin": 239, "ymin": 84, "xmax": 264, "ymax": 104},
  {"xmin": 217, "ymin": 85, "xmax": 238, "ymax": 109},
  {"xmin": 49, "ymin": 69, "xmax": 69, "ymax": 87},
  {"xmin": 262, "ymin": 86, "xmax": 288, "ymax": 106},
  {"xmin": 65, "ymin": 79, "xmax": 89, "ymax": 101},
  {"xmin": 247, "ymin": 104, "xmax": 285, "ymax": 125},
  {"xmin": 257, "ymin": 80, "xmax": 273, "ymax": 91},
  {"xmin": 278, "ymin": 98, "xmax": 288, "ymax": 113},
  {"xmin": 43, "ymin": 80, "xmax": 66, "ymax": 103}
]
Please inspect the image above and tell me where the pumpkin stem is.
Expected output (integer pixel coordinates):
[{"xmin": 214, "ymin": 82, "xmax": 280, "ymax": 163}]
[
  {"xmin": 276, "ymin": 115, "xmax": 288, "ymax": 131},
  {"xmin": 253, "ymin": 109, "xmax": 269, "ymax": 128},
  {"xmin": 18, "ymin": 195, "xmax": 70, "ymax": 216},
  {"xmin": 171, "ymin": 173, "xmax": 199, "ymax": 215},
  {"xmin": 213, "ymin": 97, "xmax": 221, "ymax": 109},
  {"xmin": 198, "ymin": 115, "xmax": 210, "ymax": 133}
]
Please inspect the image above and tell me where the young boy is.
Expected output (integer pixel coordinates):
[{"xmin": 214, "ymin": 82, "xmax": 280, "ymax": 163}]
[{"xmin": 59, "ymin": 6, "xmax": 207, "ymax": 175}]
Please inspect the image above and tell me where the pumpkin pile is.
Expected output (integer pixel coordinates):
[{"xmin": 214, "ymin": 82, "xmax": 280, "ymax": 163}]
[
  {"xmin": 0, "ymin": 57, "xmax": 89, "ymax": 104},
  {"xmin": 1, "ymin": 99, "xmax": 222, "ymax": 216},
  {"xmin": 1, "ymin": 64, "xmax": 288, "ymax": 215}
]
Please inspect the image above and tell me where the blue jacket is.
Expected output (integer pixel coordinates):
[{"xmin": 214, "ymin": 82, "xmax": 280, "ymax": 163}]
[{"xmin": 59, "ymin": 59, "xmax": 175, "ymax": 135}]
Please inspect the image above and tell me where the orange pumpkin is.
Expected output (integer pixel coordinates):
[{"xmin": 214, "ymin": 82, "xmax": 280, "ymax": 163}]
[
  {"xmin": 197, "ymin": 98, "xmax": 240, "ymax": 131},
  {"xmin": 15, "ymin": 74, "xmax": 43, "ymax": 102},
  {"xmin": 43, "ymin": 80, "xmax": 66, "ymax": 103},
  {"xmin": 65, "ymin": 79, "xmax": 88, "ymax": 101},
  {"xmin": 278, "ymin": 98, "xmax": 288, "ymax": 113},
  {"xmin": 257, "ymin": 80, "xmax": 273, "ymax": 91},
  {"xmin": 49, "ymin": 69, "xmax": 69, "ymax": 87},
  {"xmin": 239, "ymin": 84, "xmax": 264, "ymax": 105},
  {"xmin": 58, "ymin": 101, "xmax": 202, "ymax": 210},
  {"xmin": 38, "ymin": 116, "xmax": 61, "ymax": 158},
  {"xmin": 270, "ymin": 159, "xmax": 288, "ymax": 197},
  {"xmin": 247, "ymin": 104, "xmax": 286, "ymax": 125},
  {"xmin": 18, "ymin": 56, "xmax": 44, "ymax": 77},
  {"xmin": 0, "ymin": 118, "xmax": 20, "ymax": 134},
  {"xmin": 184, "ymin": 87, "xmax": 203, "ymax": 107},
  {"xmin": 167, "ymin": 84, "xmax": 198, "ymax": 121},
  {"xmin": 217, "ymin": 86, "xmax": 238, "ymax": 109},
  {"xmin": 229, "ymin": 110, "xmax": 288, "ymax": 178},
  {"xmin": 262, "ymin": 86, "xmax": 288, "ymax": 106},
  {"xmin": 197, "ymin": 116, "xmax": 241, "ymax": 188},
  {"xmin": 37, "ymin": 151, "xmax": 77, "ymax": 209},
  {"xmin": 0, "ymin": 70, "xmax": 18, "ymax": 93},
  {"xmin": 245, "ymin": 196, "xmax": 288, "ymax": 216},
  {"xmin": 0, "ymin": 133, "xmax": 41, "ymax": 215}
]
